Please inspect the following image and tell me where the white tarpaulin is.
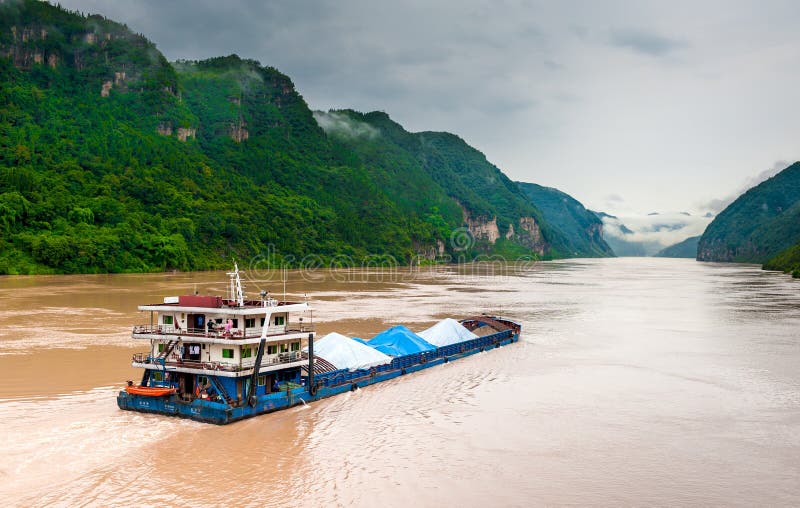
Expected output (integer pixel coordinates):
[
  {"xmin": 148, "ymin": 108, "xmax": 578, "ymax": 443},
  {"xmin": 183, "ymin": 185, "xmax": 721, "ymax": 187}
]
[
  {"xmin": 305, "ymin": 332, "xmax": 392, "ymax": 371},
  {"xmin": 418, "ymin": 318, "xmax": 478, "ymax": 347}
]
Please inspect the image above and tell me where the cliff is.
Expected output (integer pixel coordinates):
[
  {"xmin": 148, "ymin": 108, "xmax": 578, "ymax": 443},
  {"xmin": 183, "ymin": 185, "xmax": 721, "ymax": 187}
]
[
  {"xmin": 315, "ymin": 109, "xmax": 568, "ymax": 259},
  {"xmin": 517, "ymin": 182, "xmax": 614, "ymax": 257},
  {"xmin": 697, "ymin": 162, "xmax": 800, "ymax": 263}
]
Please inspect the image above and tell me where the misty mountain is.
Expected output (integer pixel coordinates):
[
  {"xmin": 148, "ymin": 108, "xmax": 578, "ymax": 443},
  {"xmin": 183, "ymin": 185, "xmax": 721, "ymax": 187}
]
[
  {"xmin": 593, "ymin": 212, "xmax": 660, "ymax": 256},
  {"xmin": 595, "ymin": 210, "xmax": 711, "ymax": 257}
]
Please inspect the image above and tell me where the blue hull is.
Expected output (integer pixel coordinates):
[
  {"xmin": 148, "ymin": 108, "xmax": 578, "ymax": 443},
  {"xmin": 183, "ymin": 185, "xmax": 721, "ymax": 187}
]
[{"xmin": 118, "ymin": 327, "xmax": 519, "ymax": 425}]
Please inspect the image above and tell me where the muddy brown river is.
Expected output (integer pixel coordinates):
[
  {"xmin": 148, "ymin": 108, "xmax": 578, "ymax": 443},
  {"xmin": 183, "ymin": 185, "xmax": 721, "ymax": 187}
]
[{"xmin": 1, "ymin": 258, "xmax": 799, "ymax": 506}]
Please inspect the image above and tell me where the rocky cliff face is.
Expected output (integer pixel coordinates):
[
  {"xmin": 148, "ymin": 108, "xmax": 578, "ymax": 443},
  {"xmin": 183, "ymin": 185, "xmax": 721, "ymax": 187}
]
[
  {"xmin": 1, "ymin": 3, "xmax": 191, "ymax": 136},
  {"xmin": 229, "ymin": 120, "xmax": 249, "ymax": 142},
  {"xmin": 516, "ymin": 216, "xmax": 545, "ymax": 255},
  {"xmin": 462, "ymin": 206, "xmax": 500, "ymax": 244},
  {"xmin": 458, "ymin": 203, "xmax": 548, "ymax": 255},
  {"xmin": 516, "ymin": 181, "xmax": 614, "ymax": 257},
  {"xmin": 586, "ymin": 222, "xmax": 604, "ymax": 243}
]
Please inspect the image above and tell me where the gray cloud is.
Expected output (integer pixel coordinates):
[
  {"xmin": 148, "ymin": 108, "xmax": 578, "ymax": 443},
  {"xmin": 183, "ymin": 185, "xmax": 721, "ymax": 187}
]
[
  {"xmin": 601, "ymin": 212, "xmax": 712, "ymax": 250},
  {"xmin": 313, "ymin": 111, "xmax": 380, "ymax": 140},
  {"xmin": 609, "ymin": 29, "xmax": 687, "ymax": 56},
  {"xmin": 704, "ymin": 160, "xmax": 792, "ymax": 213}
]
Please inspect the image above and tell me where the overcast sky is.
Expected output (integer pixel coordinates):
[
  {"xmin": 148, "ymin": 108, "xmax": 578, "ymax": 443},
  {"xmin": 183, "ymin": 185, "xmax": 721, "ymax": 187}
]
[{"xmin": 57, "ymin": 0, "xmax": 800, "ymax": 219}]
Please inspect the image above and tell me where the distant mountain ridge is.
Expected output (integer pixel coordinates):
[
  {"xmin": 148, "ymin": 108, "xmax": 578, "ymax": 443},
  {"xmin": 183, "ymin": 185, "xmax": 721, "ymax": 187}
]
[
  {"xmin": 593, "ymin": 212, "xmax": 654, "ymax": 256},
  {"xmin": 516, "ymin": 182, "xmax": 614, "ymax": 257},
  {"xmin": 698, "ymin": 161, "xmax": 800, "ymax": 264},
  {"xmin": 655, "ymin": 236, "xmax": 700, "ymax": 258}
]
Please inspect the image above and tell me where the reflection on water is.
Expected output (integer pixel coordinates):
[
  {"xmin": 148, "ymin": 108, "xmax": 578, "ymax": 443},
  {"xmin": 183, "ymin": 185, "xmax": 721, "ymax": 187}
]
[{"xmin": 1, "ymin": 258, "xmax": 799, "ymax": 506}]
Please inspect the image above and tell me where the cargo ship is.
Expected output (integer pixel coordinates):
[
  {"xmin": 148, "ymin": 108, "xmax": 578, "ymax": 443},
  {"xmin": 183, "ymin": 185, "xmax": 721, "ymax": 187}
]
[{"xmin": 117, "ymin": 265, "xmax": 521, "ymax": 424}]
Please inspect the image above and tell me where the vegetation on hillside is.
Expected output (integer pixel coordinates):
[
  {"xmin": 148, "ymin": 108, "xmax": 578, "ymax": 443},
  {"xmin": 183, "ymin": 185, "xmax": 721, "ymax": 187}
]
[
  {"xmin": 763, "ymin": 242, "xmax": 800, "ymax": 278},
  {"xmin": 516, "ymin": 182, "xmax": 613, "ymax": 257},
  {"xmin": 318, "ymin": 110, "xmax": 569, "ymax": 257},
  {"xmin": 697, "ymin": 162, "xmax": 800, "ymax": 264},
  {"xmin": 0, "ymin": 0, "xmax": 594, "ymax": 275}
]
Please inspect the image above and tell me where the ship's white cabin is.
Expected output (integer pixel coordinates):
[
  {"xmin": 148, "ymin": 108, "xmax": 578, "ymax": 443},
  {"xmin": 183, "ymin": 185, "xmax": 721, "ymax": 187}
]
[{"xmin": 131, "ymin": 293, "xmax": 314, "ymax": 377}]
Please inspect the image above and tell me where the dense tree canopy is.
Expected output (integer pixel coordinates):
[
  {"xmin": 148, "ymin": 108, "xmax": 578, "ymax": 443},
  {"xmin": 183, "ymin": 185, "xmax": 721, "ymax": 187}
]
[{"xmin": 0, "ymin": 0, "xmax": 596, "ymax": 274}]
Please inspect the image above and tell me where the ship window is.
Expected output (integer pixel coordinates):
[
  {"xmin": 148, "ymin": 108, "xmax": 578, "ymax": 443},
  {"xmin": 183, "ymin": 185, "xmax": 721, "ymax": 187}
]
[
  {"xmin": 198, "ymin": 376, "xmax": 209, "ymax": 386},
  {"xmin": 222, "ymin": 348, "xmax": 234, "ymax": 359},
  {"xmin": 158, "ymin": 343, "xmax": 166, "ymax": 353},
  {"xmin": 231, "ymin": 319, "xmax": 239, "ymax": 328},
  {"xmin": 291, "ymin": 342, "xmax": 300, "ymax": 351},
  {"xmin": 242, "ymin": 347, "xmax": 252, "ymax": 358},
  {"xmin": 260, "ymin": 318, "xmax": 266, "ymax": 326},
  {"xmin": 257, "ymin": 375, "xmax": 266, "ymax": 386},
  {"xmin": 245, "ymin": 318, "xmax": 255, "ymax": 328},
  {"xmin": 267, "ymin": 345, "xmax": 277, "ymax": 355},
  {"xmin": 163, "ymin": 315, "xmax": 173, "ymax": 325},
  {"xmin": 152, "ymin": 371, "xmax": 164, "ymax": 382},
  {"xmin": 280, "ymin": 343, "xmax": 289, "ymax": 353},
  {"xmin": 274, "ymin": 316, "xmax": 285, "ymax": 326}
]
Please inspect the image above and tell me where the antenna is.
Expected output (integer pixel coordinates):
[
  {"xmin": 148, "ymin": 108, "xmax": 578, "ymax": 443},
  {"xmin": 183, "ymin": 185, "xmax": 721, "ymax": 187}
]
[{"xmin": 227, "ymin": 262, "xmax": 245, "ymax": 306}]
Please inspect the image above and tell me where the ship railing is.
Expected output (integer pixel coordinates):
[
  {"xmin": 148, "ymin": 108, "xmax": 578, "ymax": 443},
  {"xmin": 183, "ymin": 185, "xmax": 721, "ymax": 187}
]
[
  {"xmin": 132, "ymin": 352, "xmax": 150, "ymax": 363},
  {"xmin": 242, "ymin": 351, "xmax": 303, "ymax": 368},
  {"xmin": 132, "ymin": 324, "xmax": 315, "ymax": 340},
  {"xmin": 132, "ymin": 351, "xmax": 305, "ymax": 372}
]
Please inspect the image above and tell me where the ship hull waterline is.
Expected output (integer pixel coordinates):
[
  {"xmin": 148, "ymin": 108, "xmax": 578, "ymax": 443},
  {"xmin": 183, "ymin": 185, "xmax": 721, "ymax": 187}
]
[{"xmin": 117, "ymin": 329, "xmax": 519, "ymax": 425}]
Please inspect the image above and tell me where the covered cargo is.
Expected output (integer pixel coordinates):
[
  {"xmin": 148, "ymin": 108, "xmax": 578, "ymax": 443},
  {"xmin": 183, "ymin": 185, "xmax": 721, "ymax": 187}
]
[
  {"xmin": 367, "ymin": 325, "xmax": 436, "ymax": 357},
  {"xmin": 307, "ymin": 332, "xmax": 392, "ymax": 371},
  {"xmin": 418, "ymin": 318, "xmax": 479, "ymax": 347}
]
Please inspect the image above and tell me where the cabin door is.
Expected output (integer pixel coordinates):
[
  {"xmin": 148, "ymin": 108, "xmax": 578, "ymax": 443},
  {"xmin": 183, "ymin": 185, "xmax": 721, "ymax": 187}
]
[
  {"xmin": 187, "ymin": 314, "xmax": 205, "ymax": 333},
  {"xmin": 184, "ymin": 343, "xmax": 201, "ymax": 361},
  {"xmin": 178, "ymin": 373, "xmax": 195, "ymax": 396}
]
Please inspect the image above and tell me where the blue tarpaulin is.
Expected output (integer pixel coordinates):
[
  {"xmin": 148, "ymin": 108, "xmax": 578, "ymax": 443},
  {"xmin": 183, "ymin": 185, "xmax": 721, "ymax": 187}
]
[{"xmin": 367, "ymin": 325, "xmax": 436, "ymax": 357}]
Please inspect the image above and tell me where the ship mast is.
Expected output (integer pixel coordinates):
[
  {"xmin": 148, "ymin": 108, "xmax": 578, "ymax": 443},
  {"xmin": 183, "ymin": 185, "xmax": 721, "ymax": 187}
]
[{"xmin": 227, "ymin": 262, "xmax": 245, "ymax": 306}]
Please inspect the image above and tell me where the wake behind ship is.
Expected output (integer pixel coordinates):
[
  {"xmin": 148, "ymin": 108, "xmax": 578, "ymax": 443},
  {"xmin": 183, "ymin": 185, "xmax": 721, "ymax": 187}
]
[{"xmin": 117, "ymin": 265, "xmax": 521, "ymax": 424}]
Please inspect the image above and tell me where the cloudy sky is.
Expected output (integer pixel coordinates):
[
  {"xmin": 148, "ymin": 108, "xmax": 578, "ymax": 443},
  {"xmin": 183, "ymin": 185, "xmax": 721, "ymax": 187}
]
[{"xmin": 57, "ymin": 0, "xmax": 799, "ymax": 225}]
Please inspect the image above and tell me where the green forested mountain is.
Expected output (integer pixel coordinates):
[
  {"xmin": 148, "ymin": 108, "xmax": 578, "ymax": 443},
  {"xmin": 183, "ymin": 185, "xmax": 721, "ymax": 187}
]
[
  {"xmin": 697, "ymin": 162, "xmax": 800, "ymax": 266},
  {"xmin": 516, "ymin": 182, "xmax": 613, "ymax": 257},
  {"xmin": 0, "ymin": 1, "xmax": 577, "ymax": 274},
  {"xmin": 654, "ymin": 235, "xmax": 699, "ymax": 258},
  {"xmin": 314, "ymin": 110, "xmax": 572, "ymax": 258}
]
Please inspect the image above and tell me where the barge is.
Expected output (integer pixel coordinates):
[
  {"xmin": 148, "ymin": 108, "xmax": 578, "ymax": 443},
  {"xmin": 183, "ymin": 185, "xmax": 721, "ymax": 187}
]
[{"xmin": 117, "ymin": 265, "xmax": 521, "ymax": 424}]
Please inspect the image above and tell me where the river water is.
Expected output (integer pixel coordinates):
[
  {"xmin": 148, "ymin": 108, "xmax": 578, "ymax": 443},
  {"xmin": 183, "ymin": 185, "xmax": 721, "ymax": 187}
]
[{"xmin": 0, "ymin": 258, "xmax": 798, "ymax": 506}]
